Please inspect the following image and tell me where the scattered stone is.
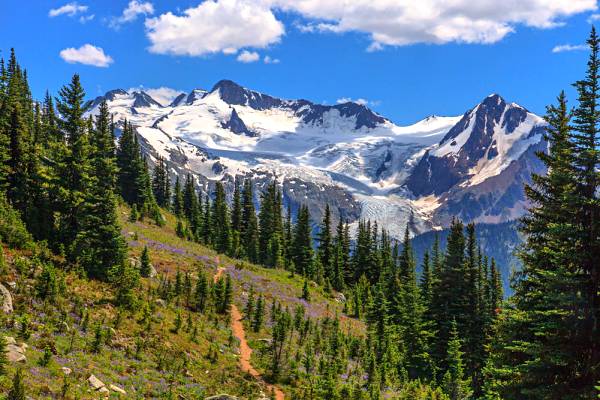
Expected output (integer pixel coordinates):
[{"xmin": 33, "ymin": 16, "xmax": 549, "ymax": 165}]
[
  {"xmin": 334, "ymin": 292, "xmax": 346, "ymax": 303},
  {"xmin": 61, "ymin": 321, "xmax": 70, "ymax": 332},
  {"xmin": 0, "ymin": 283, "xmax": 13, "ymax": 313},
  {"xmin": 98, "ymin": 386, "xmax": 110, "ymax": 396},
  {"xmin": 6, "ymin": 343, "xmax": 26, "ymax": 362},
  {"xmin": 155, "ymin": 299, "xmax": 166, "ymax": 307},
  {"xmin": 6, "ymin": 282, "xmax": 16, "ymax": 289},
  {"xmin": 88, "ymin": 374, "xmax": 105, "ymax": 390},
  {"xmin": 258, "ymin": 338, "xmax": 273, "ymax": 345},
  {"xmin": 147, "ymin": 263, "xmax": 157, "ymax": 278},
  {"xmin": 61, "ymin": 367, "xmax": 72, "ymax": 375},
  {"xmin": 206, "ymin": 395, "xmax": 239, "ymax": 400},
  {"xmin": 5, "ymin": 336, "xmax": 16, "ymax": 345},
  {"xmin": 109, "ymin": 384, "xmax": 126, "ymax": 395}
]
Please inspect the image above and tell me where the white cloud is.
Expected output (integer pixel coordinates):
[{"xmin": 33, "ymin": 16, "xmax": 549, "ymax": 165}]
[
  {"xmin": 145, "ymin": 0, "xmax": 285, "ymax": 56},
  {"xmin": 143, "ymin": 0, "xmax": 594, "ymax": 56},
  {"xmin": 588, "ymin": 13, "xmax": 600, "ymax": 22},
  {"xmin": 552, "ymin": 44, "xmax": 588, "ymax": 53},
  {"xmin": 237, "ymin": 50, "xmax": 261, "ymax": 63},
  {"xmin": 49, "ymin": 2, "xmax": 88, "ymax": 17},
  {"xmin": 79, "ymin": 14, "xmax": 95, "ymax": 23},
  {"xmin": 264, "ymin": 55, "xmax": 280, "ymax": 64},
  {"xmin": 336, "ymin": 97, "xmax": 380, "ymax": 107},
  {"xmin": 129, "ymin": 86, "xmax": 184, "ymax": 106},
  {"xmin": 59, "ymin": 44, "xmax": 114, "ymax": 67},
  {"xmin": 277, "ymin": 0, "xmax": 596, "ymax": 49},
  {"xmin": 111, "ymin": 1, "xmax": 154, "ymax": 28}
]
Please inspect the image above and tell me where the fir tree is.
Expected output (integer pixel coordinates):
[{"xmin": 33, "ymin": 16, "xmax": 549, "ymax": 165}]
[
  {"xmin": 442, "ymin": 320, "xmax": 472, "ymax": 400},
  {"xmin": 292, "ymin": 205, "xmax": 313, "ymax": 276},
  {"xmin": 7, "ymin": 368, "xmax": 25, "ymax": 400},
  {"xmin": 241, "ymin": 179, "xmax": 259, "ymax": 263},
  {"xmin": 140, "ymin": 245, "xmax": 152, "ymax": 278}
]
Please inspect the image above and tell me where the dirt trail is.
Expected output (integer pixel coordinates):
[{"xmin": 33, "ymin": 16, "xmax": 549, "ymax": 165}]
[{"xmin": 213, "ymin": 266, "xmax": 285, "ymax": 400}]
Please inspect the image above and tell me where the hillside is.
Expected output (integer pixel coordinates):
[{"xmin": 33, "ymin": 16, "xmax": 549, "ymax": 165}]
[{"xmin": 0, "ymin": 204, "xmax": 364, "ymax": 399}]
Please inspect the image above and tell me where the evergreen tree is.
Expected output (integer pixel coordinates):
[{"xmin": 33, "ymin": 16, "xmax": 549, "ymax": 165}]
[
  {"xmin": 7, "ymin": 368, "xmax": 25, "ymax": 400},
  {"xmin": 491, "ymin": 90, "xmax": 594, "ymax": 397},
  {"xmin": 172, "ymin": 176, "xmax": 184, "ymax": 217},
  {"xmin": 72, "ymin": 100, "xmax": 126, "ymax": 280},
  {"xmin": 140, "ymin": 245, "xmax": 152, "ymax": 278},
  {"xmin": 211, "ymin": 182, "xmax": 232, "ymax": 255},
  {"xmin": 292, "ymin": 205, "xmax": 313, "ymax": 276},
  {"xmin": 241, "ymin": 179, "xmax": 259, "ymax": 263},
  {"xmin": 0, "ymin": 335, "xmax": 7, "ymax": 375},
  {"xmin": 194, "ymin": 269, "xmax": 209, "ymax": 313},
  {"xmin": 152, "ymin": 156, "xmax": 171, "ymax": 208},
  {"xmin": 317, "ymin": 204, "xmax": 334, "ymax": 284},
  {"xmin": 571, "ymin": 26, "xmax": 600, "ymax": 382},
  {"xmin": 442, "ymin": 320, "xmax": 472, "ymax": 400},
  {"xmin": 55, "ymin": 74, "xmax": 90, "ymax": 249},
  {"xmin": 253, "ymin": 294, "xmax": 265, "ymax": 332},
  {"xmin": 182, "ymin": 173, "xmax": 198, "ymax": 221}
]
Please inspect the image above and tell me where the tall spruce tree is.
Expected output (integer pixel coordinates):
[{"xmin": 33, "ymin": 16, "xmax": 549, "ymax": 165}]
[
  {"xmin": 491, "ymin": 90, "xmax": 593, "ymax": 398},
  {"xmin": 292, "ymin": 205, "xmax": 313, "ymax": 276},
  {"xmin": 73, "ymin": 100, "xmax": 126, "ymax": 280}
]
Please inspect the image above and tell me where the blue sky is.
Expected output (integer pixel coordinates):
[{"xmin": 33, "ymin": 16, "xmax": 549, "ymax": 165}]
[{"xmin": 0, "ymin": 0, "xmax": 597, "ymax": 124}]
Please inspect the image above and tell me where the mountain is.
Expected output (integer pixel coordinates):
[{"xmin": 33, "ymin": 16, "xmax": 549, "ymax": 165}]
[
  {"xmin": 87, "ymin": 82, "xmax": 547, "ymax": 239},
  {"xmin": 404, "ymin": 94, "xmax": 547, "ymax": 226}
]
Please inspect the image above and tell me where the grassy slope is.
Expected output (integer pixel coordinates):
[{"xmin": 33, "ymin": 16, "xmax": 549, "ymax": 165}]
[{"xmin": 0, "ymin": 206, "xmax": 364, "ymax": 398}]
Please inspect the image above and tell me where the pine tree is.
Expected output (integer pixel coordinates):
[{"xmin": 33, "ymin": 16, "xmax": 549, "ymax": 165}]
[
  {"xmin": 253, "ymin": 294, "xmax": 265, "ymax": 332},
  {"xmin": 0, "ymin": 335, "xmax": 7, "ymax": 375},
  {"xmin": 7, "ymin": 368, "xmax": 25, "ymax": 400},
  {"xmin": 442, "ymin": 320, "xmax": 472, "ymax": 400},
  {"xmin": 317, "ymin": 204, "xmax": 334, "ymax": 284},
  {"xmin": 73, "ymin": 100, "xmax": 126, "ymax": 280},
  {"xmin": 194, "ymin": 269, "xmax": 208, "ymax": 313},
  {"xmin": 183, "ymin": 173, "xmax": 198, "ymax": 221},
  {"xmin": 140, "ymin": 245, "xmax": 152, "ymax": 278},
  {"xmin": 152, "ymin": 156, "xmax": 171, "ymax": 208},
  {"xmin": 302, "ymin": 279, "xmax": 310, "ymax": 302},
  {"xmin": 571, "ymin": 26, "xmax": 600, "ymax": 382},
  {"xmin": 54, "ymin": 74, "xmax": 90, "ymax": 249},
  {"xmin": 491, "ymin": 90, "xmax": 592, "ymax": 398},
  {"xmin": 292, "ymin": 205, "xmax": 313, "ymax": 276},
  {"xmin": 241, "ymin": 179, "xmax": 259, "ymax": 262},
  {"xmin": 211, "ymin": 182, "xmax": 232, "ymax": 254}
]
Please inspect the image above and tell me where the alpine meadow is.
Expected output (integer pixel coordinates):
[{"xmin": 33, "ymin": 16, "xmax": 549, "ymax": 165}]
[{"xmin": 0, "ymin": 1, "xmax": 599, "ymax": 399}]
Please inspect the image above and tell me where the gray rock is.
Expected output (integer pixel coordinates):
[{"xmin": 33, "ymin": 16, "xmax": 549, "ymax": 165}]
[
  {"xmin": 155, "ymin": 299, "xmax": 166, "ymax": 307},
  {"xmin": 0, "ymin": 283, "xmax": 13, "ymax": 313},
  {"xmin": 109, "ymin": 384, "xmax": 126, "ymax": 395},
  {"xmin": 334, "ymin": 292, "xmax": 346, "ymax": 303},
  {"xmin": 6, "ymin": 343, "xmax": 26, "ymax": 362},
  {"xmin": 88, "ymin": 374, "xmax": 105, "ymax": 390}
]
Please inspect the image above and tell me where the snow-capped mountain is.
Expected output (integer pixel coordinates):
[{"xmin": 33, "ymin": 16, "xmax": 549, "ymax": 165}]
[
  {"xmin": 404, "ymin": 94, "xmax": 547, "ymax": 225},
  {"xmin": 87, "ymin": 81, "xmax": 546, "ymax": 238}
]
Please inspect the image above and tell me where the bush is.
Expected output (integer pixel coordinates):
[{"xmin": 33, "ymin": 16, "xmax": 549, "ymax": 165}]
[{"xmin": 0, "ymin": 196, "xmax": 33, "ymax": 249}]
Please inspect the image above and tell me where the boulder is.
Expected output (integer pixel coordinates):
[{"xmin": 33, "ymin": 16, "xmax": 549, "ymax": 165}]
[
  {"xmin": 88, "ymin": 374, "xmax": 105, "ymax": 390},
  {"xmin": 334, "ymin": 292, "xmax": 346, "ymax": 303},
  {"xmin": 62, "ymin": 367, "xmax": 72, "ymax": 375},
  {"xmin": 6, "ymin": 343, "xmax": 26, "ymax": 362},
  {"xmin": 109, "ymin": 384, "xmax": 126, "ymax": 395},
  {"xmin": 98, "ymin": 386, "xmax": 110, "ymax": 396},
  {"xmin": 0, "ymin": 283, "xmax": 13, "ymax": 313},
  {"xmin": 4, "ymin": 336, "xmax": 16, "ymax": 345},
  {"xmin": 155, "ymin": 299, "xmax": 166, "ymax": 307}
]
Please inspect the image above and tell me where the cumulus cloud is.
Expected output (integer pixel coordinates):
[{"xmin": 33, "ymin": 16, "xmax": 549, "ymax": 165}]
[
  {"xmin": 263, "ymin": 55, "xmax": 280, "ymax": 64},
  {"xmin": 111, "ymin": 1, "xmax": 154, "ymax": 28},
  {"xmin": 145, "ymin": 0, "xmax": 285, "ymax": 56},
  {"xmin": 552, "ymin": 44, "xmax": 588, "ymax": 53},
  {"xmin": 129, "ymin": 86, "xmax": 184, "ymax": 106},
  {"xmin": 59, "ymin": 44, "xmax": 114, "ymax": 67},
  {"xmin": 279, "ymin": 0, "xmax": 596, "ymax": 48},
  {"xmin": 49, "ymin": 2, "xmax": 88, "ymax": 17},
  {"xmin": 336, "ymin": 97, "xmax": 380, "ymax": 107},
  {"xmin": 144, "ymin": 0, "xmax": 596, "ymax": 56},
  {"xmin": 237, "ymin": 50, "xmax": 261, "ymax": 63}
]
